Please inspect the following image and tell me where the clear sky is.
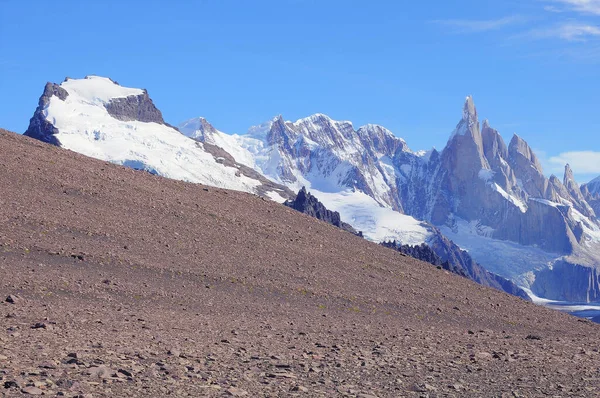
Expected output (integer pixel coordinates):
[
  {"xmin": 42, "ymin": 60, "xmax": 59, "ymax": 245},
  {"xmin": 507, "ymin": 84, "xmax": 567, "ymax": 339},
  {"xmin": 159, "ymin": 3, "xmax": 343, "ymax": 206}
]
[{"xmin": 1, "ymin": 0, "xmax": 599, "ymax": 182}]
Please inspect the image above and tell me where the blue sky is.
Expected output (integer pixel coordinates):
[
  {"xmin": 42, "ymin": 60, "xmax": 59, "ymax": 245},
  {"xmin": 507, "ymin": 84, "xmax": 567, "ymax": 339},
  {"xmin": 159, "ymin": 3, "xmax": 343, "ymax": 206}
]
[{"xmin": 1, "ymin": 0, "xmax": 599, "ymax": 181}]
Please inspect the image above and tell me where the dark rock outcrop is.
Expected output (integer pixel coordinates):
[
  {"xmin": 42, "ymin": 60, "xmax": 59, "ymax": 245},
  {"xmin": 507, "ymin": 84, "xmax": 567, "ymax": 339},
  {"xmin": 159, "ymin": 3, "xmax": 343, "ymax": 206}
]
[
  {"xmin": 284, "ymin": 187, "xmax": 360, "ymax": 236},
  {"xmin": 381, "ymin": 235, "xmax": 531, "ymax": 301},
  {"xmin": 380, "ymin": 241, "xmax": 449, "ymax": 268},
  {"xmin": 104, "ymin": 90, "xmax": 168, "ymax": 125},
  {"xmin": 24, "ymin": 82, "xmax": 68, "ymax": 146}
]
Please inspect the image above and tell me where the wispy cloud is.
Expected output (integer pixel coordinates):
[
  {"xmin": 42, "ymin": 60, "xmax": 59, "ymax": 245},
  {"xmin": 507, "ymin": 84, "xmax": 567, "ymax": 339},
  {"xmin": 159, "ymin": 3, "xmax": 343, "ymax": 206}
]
[
  {"xmin": 544, "ymin": 5, "xmax": 565, "ymax": 13},
  {"xmin": 547, "ymin": 151, "xmax": 600, "ymax": 175},
  {"xmin": 432, "ymin": 15, "xmax": 527, "ymax": 33},
  {"xmin": 525, "ymin": 22, "xmax": 600, "ymax": 41},
  {"xmin": 546, "ymin": 0, "xmax": 600, "ymax": 15}
]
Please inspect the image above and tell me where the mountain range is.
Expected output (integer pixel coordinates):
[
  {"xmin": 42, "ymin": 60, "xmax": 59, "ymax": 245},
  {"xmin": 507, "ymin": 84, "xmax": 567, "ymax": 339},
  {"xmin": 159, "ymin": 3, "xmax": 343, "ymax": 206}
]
[{"xmin": 23, "ymin": 76, "xmax": 600, "ymax": 304}]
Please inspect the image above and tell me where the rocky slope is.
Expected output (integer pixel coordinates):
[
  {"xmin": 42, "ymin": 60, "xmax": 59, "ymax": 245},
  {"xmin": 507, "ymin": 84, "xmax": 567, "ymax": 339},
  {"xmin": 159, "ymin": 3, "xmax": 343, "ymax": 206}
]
[
  {"xmin": 1, "ymin": 128, "xmax": 599, "ymax": 397},
  {"xmin": 24, "ymin": 76, "xmax": 292, "ymax": 202},
  {"xmin": 182, "ymin": 99, "xmax": 600, "ymax": 302}
]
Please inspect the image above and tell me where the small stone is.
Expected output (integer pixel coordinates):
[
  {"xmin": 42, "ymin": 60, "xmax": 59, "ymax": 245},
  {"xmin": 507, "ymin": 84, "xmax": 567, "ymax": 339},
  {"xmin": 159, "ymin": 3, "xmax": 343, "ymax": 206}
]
[
  {"xmin": 425, "ymin": 384, "xmax": 437, "ymax": 392},
  {"xmin": 87, "ymin": 365, "xmax": 113, "ymax": 379},
  {"xmin": 21, "ymin": 386, "xmax": 44, "ymax": 395},
  {"xmin": 31, "ymin": 322, "xmax": 48, "ymax": 330},
  {"xmin": 0, "ymin": 354, "xmax": 8, "ymax": 361},
  {"xmin": 227, "ymin": 386, "xmax": 248, "ymax": 396},
  {"xmin": 117, "ymin": 369, "xmax": 132, "ymax": 378},
  {"xmin": 4, "ymin": 380, "xmax": 19, "ymax": 389},
  {"xmin": 525, "ymin": 334, "xmax": 542, "ymax": 340},
  {"xmin": 167, "ymin": 348, "xmax": 181, "ymax": 357},
  {"xmin": 475, "ymin": 351, "xmax": 493, "ymax": 361},
  {"xmin": 291, "ymin": 385, "xmax": 309, "ymax": 392},
  {"xmin": 39, "ymin": 360, "xmax": 57, "ymax": 369},
  {"xmin": 5, "ymin": 295, "xmax": 19, "ymax": 304}
]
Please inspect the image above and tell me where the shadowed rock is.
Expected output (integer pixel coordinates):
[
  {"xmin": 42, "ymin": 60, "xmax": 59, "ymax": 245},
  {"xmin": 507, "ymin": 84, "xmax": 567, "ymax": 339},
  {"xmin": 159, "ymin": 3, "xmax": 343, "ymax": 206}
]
[
  {"xmin": 24, "ymin": 82, "xmax": 68, "ymax": 145},
  {"xmin": 284, "ymin": 187, "xmax": 361, "ymax": 236}
]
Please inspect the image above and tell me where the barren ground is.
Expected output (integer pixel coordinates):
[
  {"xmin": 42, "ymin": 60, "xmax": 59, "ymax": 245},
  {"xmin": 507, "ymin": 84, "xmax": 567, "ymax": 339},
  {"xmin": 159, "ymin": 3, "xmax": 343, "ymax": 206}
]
[{"xmin": 0, "ymin": 129, "xmax": 598, "ymax": 397}]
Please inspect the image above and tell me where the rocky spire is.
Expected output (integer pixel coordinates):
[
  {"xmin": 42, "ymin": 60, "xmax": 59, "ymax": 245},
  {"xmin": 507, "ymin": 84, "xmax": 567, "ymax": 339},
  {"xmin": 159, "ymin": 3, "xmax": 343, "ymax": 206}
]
[
  {"xmin": 463, "ymin": 95, "xmax": 477, "ymax": 126},
  {"xmin": 449, "ymin": 96, "xmax": 481, "ymax": 140},
  {"xmin": 563, "ymin": 164, "xmax": 596, "ymax": 218}
]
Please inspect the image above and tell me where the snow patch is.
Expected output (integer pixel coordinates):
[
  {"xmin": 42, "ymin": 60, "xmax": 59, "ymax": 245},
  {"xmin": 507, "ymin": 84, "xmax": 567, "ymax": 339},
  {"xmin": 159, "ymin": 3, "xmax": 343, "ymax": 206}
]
[
  {"xmin": 478, "ymin": 168, "xmax": 495, "ymax": 182},
  {"xmin": 46, "ymin": 77, "xmax": 263, "ymax": 194}
]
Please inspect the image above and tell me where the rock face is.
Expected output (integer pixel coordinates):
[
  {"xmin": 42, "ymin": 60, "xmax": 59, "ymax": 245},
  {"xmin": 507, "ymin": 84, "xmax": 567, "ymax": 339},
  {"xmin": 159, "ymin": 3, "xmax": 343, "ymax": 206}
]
[
  {"xmin": 532, "ymin": 260, "xmax": 600, "ymax": 302},
  {"xmin": 104, "ymin": 90, "xmax": 168, "ymax": 125},
  {"xmin": 24, "ymin": 82, "xmax": 69, "ymax": 145},
  {"xmin": 284, "ymin": 187, "xmax": 360, "ymax": 236}
]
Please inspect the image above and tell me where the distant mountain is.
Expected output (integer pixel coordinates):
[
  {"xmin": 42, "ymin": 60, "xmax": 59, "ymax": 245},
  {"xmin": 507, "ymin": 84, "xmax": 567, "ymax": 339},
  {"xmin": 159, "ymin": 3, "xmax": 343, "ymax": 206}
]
[
  {"xmin": 183, "ymin": 98, "xmax": 600, "ymax": 302},
  {"xmin": 24, "ymin": 76, "xmax": 293, "ymax": 201},
  {"xmin": 22, "ymin": 76, "xmax": 599, "ymax": 302}
]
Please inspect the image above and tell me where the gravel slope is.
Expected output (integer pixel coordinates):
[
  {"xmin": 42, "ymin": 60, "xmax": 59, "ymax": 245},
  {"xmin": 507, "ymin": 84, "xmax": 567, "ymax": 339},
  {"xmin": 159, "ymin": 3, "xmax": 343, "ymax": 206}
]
[{"xmin": 0, "ymin": 129, "xmax": 598, "ymax": 397}]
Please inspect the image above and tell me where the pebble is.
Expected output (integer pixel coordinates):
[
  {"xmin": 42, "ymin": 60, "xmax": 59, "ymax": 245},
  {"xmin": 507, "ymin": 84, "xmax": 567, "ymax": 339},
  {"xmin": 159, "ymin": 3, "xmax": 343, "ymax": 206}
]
[
  {"xmin": 21, "ymin": 386, "xmax": 44, "ymax": 395},
  {"xmin": 227, "ymin": 386, "xmax": 249, "ymax": 396}
]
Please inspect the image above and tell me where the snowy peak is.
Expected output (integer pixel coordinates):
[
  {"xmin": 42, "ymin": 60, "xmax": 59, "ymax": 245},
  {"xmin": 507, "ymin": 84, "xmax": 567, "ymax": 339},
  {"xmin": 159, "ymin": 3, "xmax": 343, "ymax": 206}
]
[
  {"xmin": 179, "ymin": 117, "xmax": 219, "ymax": 141},
  {"xmin": 24, "ymin": 76, "xmax": 292, "ymax": 202},
  {"xmin": 61, "ymin": 75, "xmax": 144, "ymax": 104}
]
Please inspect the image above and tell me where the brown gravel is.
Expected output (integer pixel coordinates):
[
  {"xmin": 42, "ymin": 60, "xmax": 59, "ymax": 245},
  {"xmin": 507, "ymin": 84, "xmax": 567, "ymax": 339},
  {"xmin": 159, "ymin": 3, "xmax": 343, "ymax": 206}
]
[{"xmin": 0, "ymin": 129, "xmax": 599, "ymax": 397}]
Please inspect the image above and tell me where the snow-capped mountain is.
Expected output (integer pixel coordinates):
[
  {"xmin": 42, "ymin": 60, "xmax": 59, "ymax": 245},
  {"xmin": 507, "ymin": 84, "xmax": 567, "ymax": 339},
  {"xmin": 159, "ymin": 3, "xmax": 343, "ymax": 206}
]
[
  {"xmin": 24, "ymin": 76, "xmax": 292, "ymax": 201},
  {"xmin": 182, "ymin": 98, "xmax": 600, "ymax": 302}
]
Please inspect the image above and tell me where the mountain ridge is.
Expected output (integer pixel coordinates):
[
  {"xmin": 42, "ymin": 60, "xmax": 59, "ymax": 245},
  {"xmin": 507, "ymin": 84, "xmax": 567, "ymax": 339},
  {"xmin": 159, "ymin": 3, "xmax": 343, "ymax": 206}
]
[
  {"xmin": 21, "ymin": 75, "xmax": 600, "ymax": 303},
  {"xmin": 183, "ymin": 98, "xmax": 600, "ymax": 302}
]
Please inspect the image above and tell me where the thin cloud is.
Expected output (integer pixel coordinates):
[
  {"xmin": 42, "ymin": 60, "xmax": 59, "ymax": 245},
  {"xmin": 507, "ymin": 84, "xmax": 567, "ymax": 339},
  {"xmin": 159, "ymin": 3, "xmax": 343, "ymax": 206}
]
[
  {"xmin": 525, "ymin": 23, "xmax": 600, "ymax": 41},
  {"xmin": 432, "ymin": 15, "xmax": 527, "ymax": 33},
  {"xmin": 548, "ymin": 151, "xmax": 600, "ymax": 175},
  {"xmin": 546, "ymin": 0, "xmax": 600, "ymax": 15}
]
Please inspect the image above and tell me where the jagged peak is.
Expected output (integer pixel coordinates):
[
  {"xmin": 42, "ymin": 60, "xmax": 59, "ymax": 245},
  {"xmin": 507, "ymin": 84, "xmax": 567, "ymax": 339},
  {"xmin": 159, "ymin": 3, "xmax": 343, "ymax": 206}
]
[
  {"xmin": 463, "ymin": 95, "xmax": 477, "ymax": 122},
  {"xmin": 357, "ymin": 123, "xmax": 397, "ymax": 138},
  {"xmin": 448, "ymin": 95, "xmax": 479, "ymax": 140},
  {"xmin": 564, "ymin": 163, "xmax": 576, "ymax": 184},
  {"xmin": 509, "ymin": 133, "xmax": 526, "ymax": 150},
  {"xmin": 292, "ymin": 113, "xmax": 353, "ymax": 127},
  {"xmin": 178, "ymin": 117, "xmax": 218, "ymax": 137},
  {"xmin": 482, "ymin": 119, "xmax": 491, "ymax": 129}
]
